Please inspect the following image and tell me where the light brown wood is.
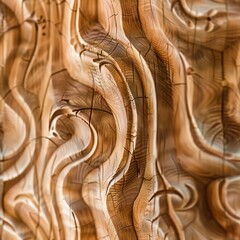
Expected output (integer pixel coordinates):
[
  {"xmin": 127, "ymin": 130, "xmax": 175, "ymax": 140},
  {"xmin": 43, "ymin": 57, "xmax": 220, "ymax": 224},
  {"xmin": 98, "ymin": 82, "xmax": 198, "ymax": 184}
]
[{"xmin": 1, "ymin": 0, "xmax": 240, "ymax": 239}]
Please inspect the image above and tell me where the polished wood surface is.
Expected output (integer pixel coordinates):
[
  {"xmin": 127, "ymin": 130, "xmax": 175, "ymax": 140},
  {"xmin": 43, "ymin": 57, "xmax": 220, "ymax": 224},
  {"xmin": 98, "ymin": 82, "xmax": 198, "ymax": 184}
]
[{"xmin": 1, "ymin": 0, "xmax": 240, "ymax": 239}]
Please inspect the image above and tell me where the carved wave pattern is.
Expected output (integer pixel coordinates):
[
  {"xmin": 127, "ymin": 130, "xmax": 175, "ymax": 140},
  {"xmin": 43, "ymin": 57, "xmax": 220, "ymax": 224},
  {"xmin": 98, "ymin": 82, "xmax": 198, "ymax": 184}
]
[{"xmin": 1, "ymin": 0, "xmax": 240, "ymax": 239}]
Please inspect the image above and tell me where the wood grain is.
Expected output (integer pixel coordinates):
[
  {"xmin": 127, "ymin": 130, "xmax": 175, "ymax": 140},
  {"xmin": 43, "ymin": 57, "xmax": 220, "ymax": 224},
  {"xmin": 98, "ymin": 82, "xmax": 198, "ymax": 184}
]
[{"xmin": 1, "ymin": 0, "xmax": 240, "ymax": 239}]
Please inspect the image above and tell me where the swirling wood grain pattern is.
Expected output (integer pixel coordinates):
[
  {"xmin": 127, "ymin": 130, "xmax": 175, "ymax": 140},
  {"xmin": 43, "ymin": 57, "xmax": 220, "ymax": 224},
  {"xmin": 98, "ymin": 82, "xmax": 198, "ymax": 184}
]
[{"xmin": 1, "ymin": 0, "xmax": 240, "ymax": 239}]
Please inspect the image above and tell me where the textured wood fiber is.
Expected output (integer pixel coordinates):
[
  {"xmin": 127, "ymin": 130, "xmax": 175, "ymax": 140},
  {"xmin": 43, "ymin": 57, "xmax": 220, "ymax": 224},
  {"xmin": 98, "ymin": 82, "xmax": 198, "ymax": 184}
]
[{"xmin": 1, "ymin": 0, "xmax": 240, "ymax": 239}]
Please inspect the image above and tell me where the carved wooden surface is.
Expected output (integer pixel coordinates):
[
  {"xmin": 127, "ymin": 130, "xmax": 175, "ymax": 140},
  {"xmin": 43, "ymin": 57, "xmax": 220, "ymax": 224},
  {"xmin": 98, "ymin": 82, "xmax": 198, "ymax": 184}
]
[{"xmin": 1, "ymin": 0, "xmax": 240, "ymax": 239}]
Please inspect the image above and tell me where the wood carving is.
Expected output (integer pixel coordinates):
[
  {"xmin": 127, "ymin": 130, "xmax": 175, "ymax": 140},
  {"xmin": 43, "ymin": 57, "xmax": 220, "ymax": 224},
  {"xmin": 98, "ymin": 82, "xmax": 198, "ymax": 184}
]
[{"xmin": 1, "ymin": 0, "xmax": 240, "ymax": 239}]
